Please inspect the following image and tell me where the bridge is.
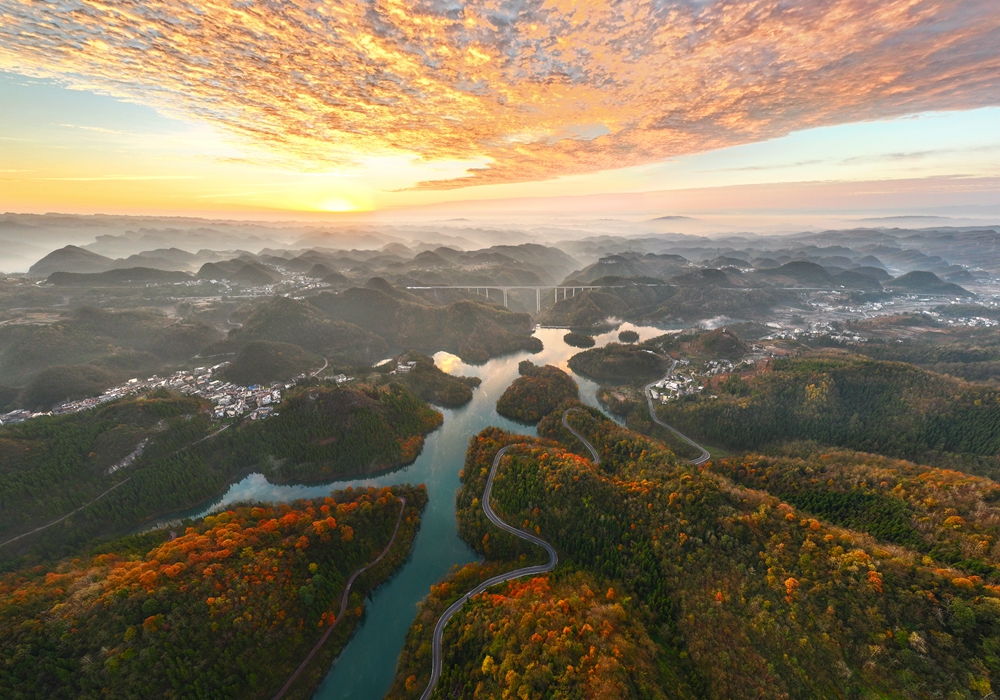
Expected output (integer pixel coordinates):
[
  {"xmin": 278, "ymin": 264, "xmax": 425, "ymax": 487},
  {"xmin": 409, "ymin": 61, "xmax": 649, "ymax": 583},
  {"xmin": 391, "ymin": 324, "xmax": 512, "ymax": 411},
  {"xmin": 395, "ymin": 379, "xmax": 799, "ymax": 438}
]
[{"xmin": 404, "ymin": 285, "xmax": 611, "ymax": 311}]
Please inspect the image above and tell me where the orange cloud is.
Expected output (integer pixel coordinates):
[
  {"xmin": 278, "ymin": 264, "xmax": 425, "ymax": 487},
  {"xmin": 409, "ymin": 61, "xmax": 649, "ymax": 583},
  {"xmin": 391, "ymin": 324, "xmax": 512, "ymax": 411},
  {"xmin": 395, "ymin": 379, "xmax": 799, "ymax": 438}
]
[{"xmin": 1, "ymin": 0, "xmax": 998, "ymax": 189}]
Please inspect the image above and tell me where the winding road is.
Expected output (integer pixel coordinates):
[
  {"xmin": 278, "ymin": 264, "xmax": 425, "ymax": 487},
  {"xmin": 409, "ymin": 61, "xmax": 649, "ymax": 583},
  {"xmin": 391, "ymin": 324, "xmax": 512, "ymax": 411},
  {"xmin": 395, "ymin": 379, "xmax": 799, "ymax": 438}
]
[
  {"xmin": 272, "ymin": 497, "xmax": 407, "ymax": 700},
  {"xmin": 311, "ymin": 356, "xmax": 329, "ymax": 378},
  {"xmin": 418, "ymin": 399, "xmax": 701, "ymax": 699},
  {"xmin": 645, "ymin": 360, "xmax": 711, "ymax": 465},
  {"xmin": 419, "ymin": 439, "xmax": 566, "ymax": 700},
  {"xmin": 561, "ymin": 407, "xmax": 601, "ymax": 465}
]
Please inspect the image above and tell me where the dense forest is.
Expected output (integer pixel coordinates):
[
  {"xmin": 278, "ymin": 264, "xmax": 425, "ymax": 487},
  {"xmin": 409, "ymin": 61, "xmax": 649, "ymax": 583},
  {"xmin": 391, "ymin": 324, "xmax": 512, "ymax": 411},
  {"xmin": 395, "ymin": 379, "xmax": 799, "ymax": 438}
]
[
  {"xmin": 495, "ymin": 361, "xmax": 579, "ymax": 422},
  {"xmin": 310, "ymin": 280, "xmax": 542, "ymax": 363},
  {"xmin": 657, "ymin": 353, "xmax": 1000, "ymax": 473},
  {"xmin": 0, "ymin": 306, "xmax": 220, "ymax": 388},
  {"xmin": 386, "ymin": 352, "xmax": 482, "ymax": 408},
  {"xmin": 0, "ymin": 485, "xmax": 427, "ymax": 700},
  {"xmin": 708, "ymin": 445, "xmax": 1000, "ymax": 581},
  {"xmin": 850, "ymin": 330, "xmax": 1000, "ymax": 384},
  {"xmin": 562, "ymin": 332, "xmax": 595, "ymax": 348},
  {"xmin": 0, "ymin": 384, "xmax": 442, "ymax": 564},
  {"xmin": 18, "ymin": 364, "xmax": 119, "ymax": 410},
  {"xmin": 390, "ymin": 403, "xmax": 1000, "ymax": 698},
  {"xmin": 567, "ymin": 342, "xmax": 668, "ymax": 383},
  {"xmin": 208, "ymin": 296, "xmax": 387, "ymax": 366},
  {"xmin": 221, "ymin": 340, "xmax": 321, "ymax": 385},
  {"xmin": 224, "ymin": 383, "xmax": 443, "ymax": 482},
  {"xmin": 0, "ymin": 392, "xmax": 213, "ymax": 558},
  {"xmin": 386, "ymin": 570, "xmax": 689, "ymax": 700}
]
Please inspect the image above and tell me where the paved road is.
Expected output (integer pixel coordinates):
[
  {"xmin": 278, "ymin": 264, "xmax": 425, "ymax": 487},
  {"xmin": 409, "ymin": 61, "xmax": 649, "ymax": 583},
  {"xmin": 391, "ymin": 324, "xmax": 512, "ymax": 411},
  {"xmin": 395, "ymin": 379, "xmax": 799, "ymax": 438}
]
[
  {"xmin": 420, "ymin": 444, "xmax": 559, "ymax": 700},
  {"xmin": 272, "ymin": 497, "xmax": 407, "ymax": 700},
  {"xmin": 645, "ymin": 360, "xmax": 711, "ymax": 465},
  {"xmin": 561, "ymin": 408, "xmax": 600, "ymax": 465},
  {"xmin": 311, "ymin": 356, "xmax": 329, "ymax": 378}
]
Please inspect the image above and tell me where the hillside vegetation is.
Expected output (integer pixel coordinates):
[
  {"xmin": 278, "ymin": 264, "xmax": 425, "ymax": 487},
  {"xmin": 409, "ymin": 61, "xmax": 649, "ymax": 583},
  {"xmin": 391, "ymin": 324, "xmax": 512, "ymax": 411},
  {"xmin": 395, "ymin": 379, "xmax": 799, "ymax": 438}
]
[
  {"xmin": 846, "ymin": 326, "xmax": 1000, "ymax": 384},
  {"xmin": 47, "ymin": 268, "xmax": 193, "ymax": 286},
  {"xmin": 495, "ymin": 360, "xmax": 579, "ymax": 422},
  {"xmin": 0, "ymin": 307, "xmax": 220, "ymax": 386},
  {"xmin": 387, "ymin": 570, "xmax": 688, "ymax": 700},
  {"xmin": 387, "ymin": 352, "xmax": 481, "ymax": 408},
  {"xmin": 19, "ymin": 364, "xmax": 118, "ymax": 410},
  {"xmin": 0, "ymin": 392, "xmax": 212, "ymax": 559},
  {"xmin": 214, "ymin": 297, "xmax": 386, "ymax": 365},
  {"xmin": 657, "ymin": 353, "xmax": 1000, "ymax": 473},
  {"xmin": 221, "ymin": 340, "xmax": 320, "ymax": 385},
  {"xmin": 403, "ymin": 409, "xmax": 1000, "ymax": 699},
  {"xmin": 568, "ymin": 342, "xmax": 668, "ymax": 382},
  {"xmin": 707, "ymin": 445, "xmax": 1000, "ymax": 579},
  {"xmin": 0, "ymin": 486, "xmax": 427, "ymax": 700},
  {"xmin": 562, "ymin": 331, "xmax": 595, "ymax": 348},
  {"xmin": 0, "ymin": 384, "xmax": 442, "ymax": 563},
  {"xmin": 228, "ymin": 383, "xmax": 442, "ymax": 483},
  {"xmin": 311, "ymin": 281, "xmax": 541, "ymax": 363}
]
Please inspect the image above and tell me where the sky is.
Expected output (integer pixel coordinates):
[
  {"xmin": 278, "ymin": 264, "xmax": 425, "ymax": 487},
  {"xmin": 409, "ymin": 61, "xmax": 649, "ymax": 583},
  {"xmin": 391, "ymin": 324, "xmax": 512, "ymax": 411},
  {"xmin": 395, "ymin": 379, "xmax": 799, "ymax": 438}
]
[{"xmin": 1, "ymin": 0, "xmax": 999, "ymax": 220}]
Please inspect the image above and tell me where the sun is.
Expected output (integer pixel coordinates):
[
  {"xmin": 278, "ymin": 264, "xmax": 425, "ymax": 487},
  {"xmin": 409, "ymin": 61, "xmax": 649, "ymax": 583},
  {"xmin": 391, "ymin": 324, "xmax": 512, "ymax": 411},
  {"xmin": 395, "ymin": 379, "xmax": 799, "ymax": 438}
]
[{"xmin": 317, "ymin": 197, "xmax": 358, "ymax": 213}]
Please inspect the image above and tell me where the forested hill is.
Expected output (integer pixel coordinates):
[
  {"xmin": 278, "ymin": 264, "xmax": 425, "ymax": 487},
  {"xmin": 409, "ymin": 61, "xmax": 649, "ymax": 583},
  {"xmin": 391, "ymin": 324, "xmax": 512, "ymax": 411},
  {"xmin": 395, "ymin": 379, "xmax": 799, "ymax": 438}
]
[
  {"xmin": 0, "ymin": 486, "xmax": 427, "ymax": 700},
  {"xmin": 708, "ymin": 445, "xmax": 1000, "ymax": 580},
  {"xmin": 658, "ymin": 353, "xmax": 1000, "ymax": 473},
  {"xmin": 0, "ymin": 306, "xmax": 220, "ymax": 388},
  {"xmin": 0, "ymin": 384, "xmax": 442, "ymax": 564},
  {"xmin": 495, "ymin": 360, "xmax": 579, "ymax": 422},
  {"xmin": 208, "ymin": 296, "xmax": 387, "ymax": 365},
  {"xmin": 389, "ymin": 406, "xmax": 1000, "ymax": 699},
  {"xmin": 310, "ymin": 281, "xmax": 541, "ymax": 363},
  {"xmin": 568, "ymin": 341, "xmax": 669, "ymax": 382},
  {"xmin": 387, "ymin": 352, "xmax": 482, "ymax": 408},
  {"xmin": 221, "ymin": 340, "xmax": 321, "ymax": 385}
]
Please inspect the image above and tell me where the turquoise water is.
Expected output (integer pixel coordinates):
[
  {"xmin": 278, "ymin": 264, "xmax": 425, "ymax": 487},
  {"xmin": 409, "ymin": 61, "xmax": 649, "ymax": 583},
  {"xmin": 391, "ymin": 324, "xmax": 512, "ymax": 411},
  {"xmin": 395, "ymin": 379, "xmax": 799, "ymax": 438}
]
[{"xmin": 145, "ymin": 323, "xmax": 667, "ymax": 699}]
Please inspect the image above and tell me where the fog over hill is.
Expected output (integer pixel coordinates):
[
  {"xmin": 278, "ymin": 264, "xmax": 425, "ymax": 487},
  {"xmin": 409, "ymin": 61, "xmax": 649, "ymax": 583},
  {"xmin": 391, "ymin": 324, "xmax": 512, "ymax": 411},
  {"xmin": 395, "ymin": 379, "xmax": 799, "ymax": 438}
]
[{"xmin": 4, "ymin": 212, "xmax": 1000, "ymax": 279}]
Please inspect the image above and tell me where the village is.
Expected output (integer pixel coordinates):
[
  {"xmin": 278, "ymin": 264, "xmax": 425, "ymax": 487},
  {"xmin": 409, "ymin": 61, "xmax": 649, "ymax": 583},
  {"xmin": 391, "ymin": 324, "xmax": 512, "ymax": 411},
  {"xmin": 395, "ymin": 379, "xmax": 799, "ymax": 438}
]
[{"xmin": 0, "ymin": 362, "xmax": 296, "ymax": 426}]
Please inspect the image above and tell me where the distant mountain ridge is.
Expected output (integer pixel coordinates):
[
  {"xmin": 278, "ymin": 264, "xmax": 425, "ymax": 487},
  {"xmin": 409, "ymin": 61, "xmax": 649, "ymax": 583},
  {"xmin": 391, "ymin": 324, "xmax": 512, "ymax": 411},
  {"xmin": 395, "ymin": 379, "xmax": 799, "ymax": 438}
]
[{"xmin": 47, "ymin": 267, "xmax": 193, "ymax": 286}]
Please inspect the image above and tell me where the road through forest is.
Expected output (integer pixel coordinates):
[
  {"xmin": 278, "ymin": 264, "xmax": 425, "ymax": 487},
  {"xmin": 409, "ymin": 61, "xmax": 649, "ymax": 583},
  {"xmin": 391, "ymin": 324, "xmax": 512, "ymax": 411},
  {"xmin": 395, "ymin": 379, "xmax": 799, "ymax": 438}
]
[{"xmin": 645, "ymin": 360, "xmax": 711, "ymax": 465}]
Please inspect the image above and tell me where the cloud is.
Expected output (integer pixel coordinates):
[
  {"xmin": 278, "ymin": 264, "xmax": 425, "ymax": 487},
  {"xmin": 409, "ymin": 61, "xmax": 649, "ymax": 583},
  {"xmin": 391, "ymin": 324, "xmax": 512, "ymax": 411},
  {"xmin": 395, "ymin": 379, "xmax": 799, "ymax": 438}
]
[
  {"xmin": 1, "ymin": 0, "xmax": 998, "ymax": 189},
  {"xmin": 26, "ymin": 175, "xmax": 203, "ymax": 182},
  {"xmin": 703, "ymin": 160, "xmax": 824, "ymax": 173}
]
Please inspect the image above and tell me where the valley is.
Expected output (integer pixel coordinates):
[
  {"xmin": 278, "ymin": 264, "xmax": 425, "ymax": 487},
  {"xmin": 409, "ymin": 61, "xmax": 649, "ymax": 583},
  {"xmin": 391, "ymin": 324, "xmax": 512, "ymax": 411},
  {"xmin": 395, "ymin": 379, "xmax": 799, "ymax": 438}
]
[{"xmin": 6, "ymin": 222, "xmax": 1000, "ymax": 699}]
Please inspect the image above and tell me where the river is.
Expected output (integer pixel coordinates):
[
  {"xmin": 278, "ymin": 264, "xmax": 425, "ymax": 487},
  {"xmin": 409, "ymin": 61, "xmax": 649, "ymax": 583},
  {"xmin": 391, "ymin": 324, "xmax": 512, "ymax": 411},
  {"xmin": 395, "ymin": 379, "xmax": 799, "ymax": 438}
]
[{"xmin": 147, "ymin": 323, "xmax": 669, "ymax": 699}]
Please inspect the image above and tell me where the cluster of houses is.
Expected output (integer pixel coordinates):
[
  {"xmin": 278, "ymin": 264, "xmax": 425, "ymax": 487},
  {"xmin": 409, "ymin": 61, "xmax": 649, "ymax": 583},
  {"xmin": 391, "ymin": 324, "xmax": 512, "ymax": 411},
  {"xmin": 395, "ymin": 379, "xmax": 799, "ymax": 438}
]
[
  {"xmin": 0, "ymin": 362, "xmax": 295, "ymax": 427},
  {"xmin": 649, "ymin": 374, "xmax": 701, "ymax": 403},
  {"xmin": 649, "ymin": 356, "xmax": 766, "ymax": 404},
  {"xmin": 939, "ymin": 315, "xmax": 998, "ymax": 328},
  {"xmin": 389, "ymin": 360, "xmax": 417, "ymax": 375}
]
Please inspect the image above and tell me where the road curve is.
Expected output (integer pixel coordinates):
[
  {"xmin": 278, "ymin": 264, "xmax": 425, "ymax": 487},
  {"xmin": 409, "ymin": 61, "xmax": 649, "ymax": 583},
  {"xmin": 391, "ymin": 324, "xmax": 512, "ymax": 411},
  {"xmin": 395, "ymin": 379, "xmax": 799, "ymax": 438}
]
[
  {"xmin": 561, "ymin": 408, "xmax": 600, "ymax": 465},
  {"xmin": 645, "ymin": 360, "xmax": 711, "ymax": 465},
  {"xmin": 311, "ymin": 356, "xmax": 329, "ymax": 378},
  {"xmin": 420, "ymin": 444, "xmax": 558, "ymax": 700},
  {"xmin": 272, "ymin": 497, "xmax": 407, "ymax": 700}
]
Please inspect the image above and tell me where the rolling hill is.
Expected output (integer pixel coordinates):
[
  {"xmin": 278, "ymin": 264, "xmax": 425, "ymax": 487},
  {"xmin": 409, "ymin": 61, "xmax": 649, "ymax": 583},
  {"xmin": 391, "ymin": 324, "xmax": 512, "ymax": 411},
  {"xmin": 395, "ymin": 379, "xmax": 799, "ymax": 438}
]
[
  {"xmin": 310, "ymin": 280, "xmax": 541, "ymax": 363},
  {"xmin": 221, "ymin": 340, "xmax": 321, "ymax": 385},
  {"xmin": 214, "ymin": 296, "xmax": 387, "ymax": 365}
]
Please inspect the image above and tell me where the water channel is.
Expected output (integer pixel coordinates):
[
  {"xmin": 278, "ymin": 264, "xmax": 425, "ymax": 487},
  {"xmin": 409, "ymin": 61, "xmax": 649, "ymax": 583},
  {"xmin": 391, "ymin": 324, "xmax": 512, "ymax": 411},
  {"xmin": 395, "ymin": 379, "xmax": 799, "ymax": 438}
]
[{"xmin": 148, "ymin": 323, "xmax": 669, "ymax": 699}]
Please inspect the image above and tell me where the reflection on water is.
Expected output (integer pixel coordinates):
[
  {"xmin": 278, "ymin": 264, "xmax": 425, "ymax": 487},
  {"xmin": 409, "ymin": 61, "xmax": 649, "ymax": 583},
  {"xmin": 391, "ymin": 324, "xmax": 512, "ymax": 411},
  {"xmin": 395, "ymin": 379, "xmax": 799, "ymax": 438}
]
[{"xmin": 144, "ymin": 324, "xmax": 668, "ymax": 699}]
